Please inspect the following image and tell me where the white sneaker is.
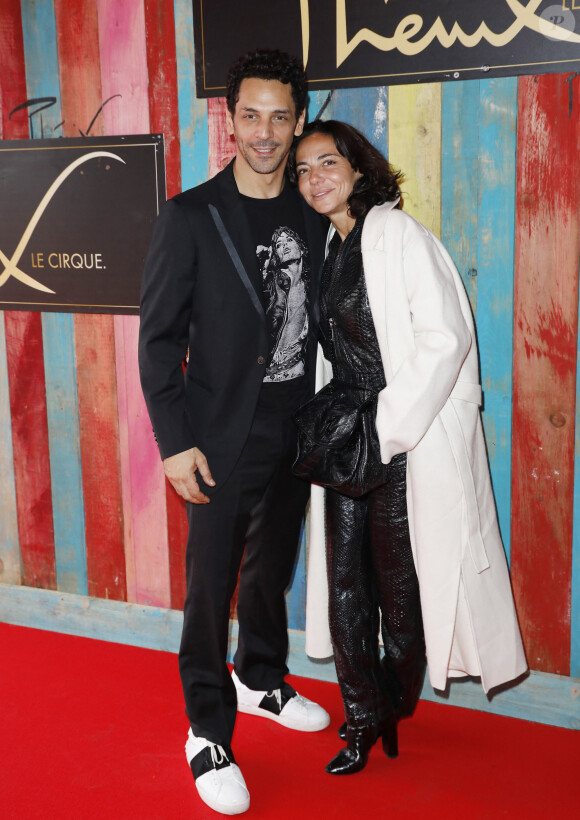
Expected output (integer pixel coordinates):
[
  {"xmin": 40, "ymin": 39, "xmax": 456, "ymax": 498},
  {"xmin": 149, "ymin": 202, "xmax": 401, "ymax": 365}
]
[
  {"xmin": 232, "ymin": 670, "xmax": 330, "ymax": 732},
  {"xmin": 185, "ymin": 728, "xmax": 250, "ymax": 816}
]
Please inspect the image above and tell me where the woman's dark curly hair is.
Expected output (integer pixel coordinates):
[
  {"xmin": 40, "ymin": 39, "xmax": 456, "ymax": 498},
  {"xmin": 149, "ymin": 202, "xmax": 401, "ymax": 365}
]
[
  {"xmin": 288, "ymin": 120, "xmax": 403, "ymax": 219},
  {"xmin": 226, "ymin": 49, "xmax": 307, "ymax": 118}
]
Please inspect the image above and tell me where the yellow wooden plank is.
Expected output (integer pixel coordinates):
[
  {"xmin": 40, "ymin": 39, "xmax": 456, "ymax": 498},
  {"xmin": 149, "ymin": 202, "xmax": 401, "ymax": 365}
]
[{"xmin": 388, "ymin": 83, "xmax": 442, "ymax": 236}]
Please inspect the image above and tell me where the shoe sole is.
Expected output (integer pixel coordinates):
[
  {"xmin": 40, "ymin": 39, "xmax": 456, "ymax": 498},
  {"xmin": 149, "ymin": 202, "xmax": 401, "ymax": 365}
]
[
  {"xmin": 196, "ymin": 788, "xmax": 250, "ymax": 816},
  {"xmin": 236, "ymin": 701, "xmax": 330, "ymax": 732}
]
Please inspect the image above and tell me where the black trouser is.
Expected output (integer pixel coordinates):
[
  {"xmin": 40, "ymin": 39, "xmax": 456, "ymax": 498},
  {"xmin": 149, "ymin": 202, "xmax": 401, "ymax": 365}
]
[
  {"xmin": 178, "ymin": 401, "xmax": 310, "ymax": 746},
  {"xmin": 325, "ymin": 453, "xmax": 426, "ymax": 730}
]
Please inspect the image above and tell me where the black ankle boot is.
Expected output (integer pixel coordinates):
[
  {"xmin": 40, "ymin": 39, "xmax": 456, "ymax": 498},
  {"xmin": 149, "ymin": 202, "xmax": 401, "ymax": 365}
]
[
  {"xmin": 337, "ymin": 721, "xmax": 347, "ymax": 741},
  {"xmin": 325, "ymin": 726, "xmax": 378, "ymax": 775}
]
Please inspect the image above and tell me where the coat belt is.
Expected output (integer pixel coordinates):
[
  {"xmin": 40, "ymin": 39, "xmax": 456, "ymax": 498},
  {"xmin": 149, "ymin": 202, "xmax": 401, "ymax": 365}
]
[{"xmin": 440, "ymin": 384, "xmax": 490, "ymax": 574}]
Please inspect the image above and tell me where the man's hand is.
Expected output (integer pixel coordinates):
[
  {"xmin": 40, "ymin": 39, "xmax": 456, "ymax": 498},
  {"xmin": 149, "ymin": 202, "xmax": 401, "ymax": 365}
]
[{"xmin": 163, "ymin": 447, "xmax": 215, "ymax": 504}]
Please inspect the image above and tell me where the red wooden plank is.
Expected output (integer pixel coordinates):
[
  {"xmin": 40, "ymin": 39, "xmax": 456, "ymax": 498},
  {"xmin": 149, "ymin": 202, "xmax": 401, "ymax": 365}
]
[
  {"xmin": 53, "ymin": 0, "xmax": 127, "ymax": 602},
  {"xmin": 206, "ymin": 97, "xmax": 241, "ymax": 617},
  {"xmin": 511, "ymin": 73, "xmax": 580, "ymax": 675},
  {"xmin": 144, "ymin": 0, "xmax": 181, "ymax": 198},
  {"xmin": 165, "ymin": 484, "xmax": 188, "ymax": 611},
  {"xmin": 4, "ymin": 312, "xmax": 57, "ymax": 589},
  {"xmin": 143, "ymin": 0, "xmax": 187, "ymax": 609},
  {"xmin": 0, "ymin": 0, "xmax": 29, "ymax": 139},
  {"xmin": 208, "ymin": 97, "xmax": 236, "ymax": 179}
]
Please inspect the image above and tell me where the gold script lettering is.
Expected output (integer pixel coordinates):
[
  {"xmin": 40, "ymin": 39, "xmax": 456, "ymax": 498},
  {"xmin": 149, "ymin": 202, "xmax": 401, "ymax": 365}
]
[
  {"xmin": 336, "ymin": 0, "xmax": 580, "ymax": 68},
  {"xmin": 300, "ymin": 0, "xmax": 310, "ymax": 69}
]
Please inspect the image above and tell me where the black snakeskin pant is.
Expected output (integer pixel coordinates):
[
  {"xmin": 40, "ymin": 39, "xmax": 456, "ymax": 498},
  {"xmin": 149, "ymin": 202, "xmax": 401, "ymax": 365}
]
[{"xmin": 325, "ymin": 452, "xmax": 426, "ymax": 729}]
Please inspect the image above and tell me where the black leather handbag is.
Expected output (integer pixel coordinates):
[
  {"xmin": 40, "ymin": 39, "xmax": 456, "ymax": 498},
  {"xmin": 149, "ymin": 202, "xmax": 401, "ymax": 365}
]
[{"xmin": 292, "ymin": 381, "xmax": 389, "ymax": 497}]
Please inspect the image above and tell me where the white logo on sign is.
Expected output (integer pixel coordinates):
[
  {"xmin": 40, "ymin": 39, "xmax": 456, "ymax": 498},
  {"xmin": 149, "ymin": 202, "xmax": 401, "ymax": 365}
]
[{"xmin": 0, "ymin": 151, "xmax": 125, "ymax": 293}]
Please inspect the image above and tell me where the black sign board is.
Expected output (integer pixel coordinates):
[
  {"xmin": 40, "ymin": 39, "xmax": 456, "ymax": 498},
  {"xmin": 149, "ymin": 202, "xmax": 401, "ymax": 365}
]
[
  {"xmin": 0, "ymin": 135, "xmax": 165, "ymax": 314},
  {"xmin": 193, "ymin": 0, "xmax": 580, "ymax": 96}
]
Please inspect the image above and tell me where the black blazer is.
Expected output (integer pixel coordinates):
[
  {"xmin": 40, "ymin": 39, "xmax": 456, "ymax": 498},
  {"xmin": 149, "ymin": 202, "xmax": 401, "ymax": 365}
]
[{"xmin": 138, "ymin": 159, "xmax": 327, "ymax": 487}]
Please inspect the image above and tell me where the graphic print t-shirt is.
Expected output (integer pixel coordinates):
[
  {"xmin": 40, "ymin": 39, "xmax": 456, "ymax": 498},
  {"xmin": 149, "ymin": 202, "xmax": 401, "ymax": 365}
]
[{"xmin": 241, "ymin": 185, "xmax": 310, "ymax": 395}]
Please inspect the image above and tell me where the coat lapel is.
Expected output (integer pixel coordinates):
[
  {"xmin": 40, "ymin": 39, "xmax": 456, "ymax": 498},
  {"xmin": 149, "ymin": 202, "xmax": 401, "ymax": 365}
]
[{"xmin": 361, "ymin": 201, "xmax": 400, "ymax": 384}]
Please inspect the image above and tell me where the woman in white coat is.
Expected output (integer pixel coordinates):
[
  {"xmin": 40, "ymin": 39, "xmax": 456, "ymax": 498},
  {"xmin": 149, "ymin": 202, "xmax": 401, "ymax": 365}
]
[{"xmin": 289, "ymin": 120, "xmax": 527, "ymax": 775}]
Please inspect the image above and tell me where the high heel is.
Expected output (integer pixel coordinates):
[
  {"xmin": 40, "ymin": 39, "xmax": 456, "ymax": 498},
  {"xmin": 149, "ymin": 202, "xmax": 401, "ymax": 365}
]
[
  {"xmin": 334, "ymin": 715, "xmax": 398, "ymax": 766},
  {"xmin": 381, "ymin": 718, "xmax": 398, "ymax": 759},
  {"xmin": 325, "ymin": 726, "xmax": 378, "ymax": 775}
]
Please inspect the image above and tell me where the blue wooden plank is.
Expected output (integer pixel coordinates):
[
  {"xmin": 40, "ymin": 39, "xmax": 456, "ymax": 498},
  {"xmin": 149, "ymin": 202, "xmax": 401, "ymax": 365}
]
[
  {"xmin": 441, "ymin": 79, "xmax": 480, "ymax": 309},
  {"xmin": 308, "ymin": 86, "xmax": 389, "ymax": 155},
  {"xmin": 174, "ymin": 0, "xmax": 208, "ymax": 191},
  {"xmin": 21, "ymin": 0, "xmax": 88, "ymax": 594},
  {"xmin": 20, "ymin": 0, "xmax": 62, "ymax": 138},
  {"xmin": 571, "ymin": 291, "xmax": 580, "ymax": 678},
  {"xmin": 476, "ymin": 77, "xmax": 518, "ymax": 563},
  {"xmin": 42, "ymin": 312, "xmax": 88, "ymax": 595},
  {"xmin": 308, "ymin": 89, "xmax": 331, "ymax": 123},
  {"xmin": 0, "ymin": 313, "xmax": 22, "ymax": 585},
  {"xmin": 1, "ymin": 583, "xmax": 578, "ymax": 730}
]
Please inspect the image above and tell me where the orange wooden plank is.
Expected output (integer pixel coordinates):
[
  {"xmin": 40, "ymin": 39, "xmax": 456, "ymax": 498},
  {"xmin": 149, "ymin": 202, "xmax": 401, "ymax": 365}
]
[
  {"xmin": 54, "ymin": 0, "xmax": 127, "ymax": 602},
  {"xmin": 54, "ymin": 0, "xmax": 103, "ymax": 138}
]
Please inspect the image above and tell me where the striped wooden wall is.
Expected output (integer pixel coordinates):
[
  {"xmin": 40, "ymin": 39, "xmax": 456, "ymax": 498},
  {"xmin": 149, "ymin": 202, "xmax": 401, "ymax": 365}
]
[{"xmin": 1, "ymin": 0, "xmax": 579, "ymax": 682}]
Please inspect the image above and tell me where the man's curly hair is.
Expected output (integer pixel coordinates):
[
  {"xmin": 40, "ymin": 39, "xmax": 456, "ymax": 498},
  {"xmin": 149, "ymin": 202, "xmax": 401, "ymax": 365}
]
[{"xmin": 226, "ymin": 49, "xmax": 307, "ymax": 118}]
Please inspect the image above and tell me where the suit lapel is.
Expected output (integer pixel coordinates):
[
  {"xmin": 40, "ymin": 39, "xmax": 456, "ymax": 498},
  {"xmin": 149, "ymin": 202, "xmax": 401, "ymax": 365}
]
[{"xmin": 213, "ymin": 161, "xmax": 265, "ymax": 322}]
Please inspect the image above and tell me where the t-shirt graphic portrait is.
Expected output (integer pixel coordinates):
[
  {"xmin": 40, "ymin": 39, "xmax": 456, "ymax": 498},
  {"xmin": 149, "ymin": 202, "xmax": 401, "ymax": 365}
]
[
  {"xmin": 240, "ymin": 184, "xmax": 311, "ymax": 395},
  {"xmin": 258, "ymin": 225, "xmax": 309, "ymax": 382}
]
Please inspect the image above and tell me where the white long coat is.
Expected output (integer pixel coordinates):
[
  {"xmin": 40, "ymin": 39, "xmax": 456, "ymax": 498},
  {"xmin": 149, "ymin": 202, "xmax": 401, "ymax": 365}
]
[{"xmin": 305, "ymin": 201, "xmax": 527, "ymax": 694}]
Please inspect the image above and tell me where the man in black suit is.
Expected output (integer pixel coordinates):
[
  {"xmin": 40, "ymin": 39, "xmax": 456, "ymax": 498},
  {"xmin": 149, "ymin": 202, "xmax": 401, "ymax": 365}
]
[{"xmin": 138, "ymin": 50, "xmax": 329, "ymax": 815}]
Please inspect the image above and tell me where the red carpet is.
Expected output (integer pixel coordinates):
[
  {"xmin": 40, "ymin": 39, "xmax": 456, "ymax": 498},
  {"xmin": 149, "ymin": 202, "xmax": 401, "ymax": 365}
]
[{"xmin": 1, "ymin": 622, "xmax": 578, "ymax": 819}]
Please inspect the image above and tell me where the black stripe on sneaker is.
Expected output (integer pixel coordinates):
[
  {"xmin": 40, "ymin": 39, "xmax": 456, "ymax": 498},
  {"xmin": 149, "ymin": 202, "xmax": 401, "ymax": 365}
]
[
  {"xmin": 189, "ymin": 745, "xmax": 236, "ymax": 781},
  {"xmin": 258, "ymin": 683, "xmax": 296, "ymax": 716}
]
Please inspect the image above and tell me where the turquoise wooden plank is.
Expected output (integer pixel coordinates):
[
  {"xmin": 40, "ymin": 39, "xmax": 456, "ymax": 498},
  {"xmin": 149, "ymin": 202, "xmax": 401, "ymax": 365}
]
[
  {"xmin": 285, "ymin": 520, "xmax": 307, "ymax": 631},
  {"xmin": 1, "ymin": 583, "xmax": 578, "ymax": 730},
  {"xmin": 174, "ymin": 0, "xmax": 208, "ymax": 191},
  {"xmin": 21, "ymin": 0, "xmax": 88, "ymax": 593},
  {"xmin": 42, "ymin": 312, "xmax": 88, "ymax": 595},
  {"xmin": 20, "ymin": 0, "xmax": 62, "ymax": 138},
  {"xmin": 418, "ymin": 668, "xmax": 580, "ymax": 731},
  {"xmin": 441, "ymin": 79, "xmax": 480, "ymax": 309},
  {"xmin": 0, "ymin": 583, "xmax": 182, "ymax": 652},
  {"xmin": 0, "ymin": 313, "xmax": 22, "ymax": 585},
  {"xmin": 308, "ymin": 89, "xmax": 331, "ymax": 123},
  {"xmin": 477, "ymin": 77, "xmax": 517, "ymax": 563},
  {"xmin": 572, "ymin": 292, "xmax": 580, "ymax": 678}
]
